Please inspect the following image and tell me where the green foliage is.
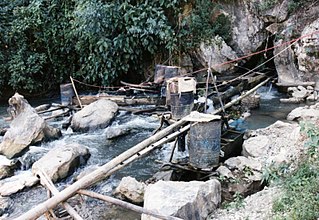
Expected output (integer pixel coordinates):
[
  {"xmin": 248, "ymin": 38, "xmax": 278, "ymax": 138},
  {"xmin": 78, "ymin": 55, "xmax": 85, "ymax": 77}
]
[
  {"xmin": 0, "ymin": 0, "xmax": 231, "ymax": 94},
  {"xmin": 258, "ymin": 0, "xmax": 278, "ymax": 11},
  {"xmin": 272, "ymin": 122, "xmax": 319, "ymax": 220}
]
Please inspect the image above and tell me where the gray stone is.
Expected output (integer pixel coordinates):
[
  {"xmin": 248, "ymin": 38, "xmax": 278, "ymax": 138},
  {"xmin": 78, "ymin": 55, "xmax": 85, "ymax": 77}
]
[
  {"xmin": 71, "ymin": 99, "xmax": 118, "ymax": 132},
  {"xmin": 104, "ymin": 126, "xmax": 131, "ymax": 140},
  {"xmin": 216, "ymin": 166, "xmax": 234, "ymax": 179},
  {"xmin": 224, "ymin": 156, "xmax": 262, "ymax": 172},
  {"xmin": 0, "ymin": 196, "xmax": 13, "ymax": 217},
  {"xmin": 0, "ymin": 93, "xmax": 61, "ymax": 159},
  {"xmin": 114, "ymin": 176, "xmax": 146, "ymax": 204},
  {"xmin": 142, "ymin": 179, "xmax": 221, "ymax": 220},
  {"xmin": 0, "ymin": 156, "xmax": 16, "ymax": 179},
  {"xmin": 287, "ymin": 105, "xmax": 319, "ymax": 121},
  {"xmin": 32, "ymin": 143, "xmax": 90, "ymax": 182},
  {"xmin": 242, "ymin": 135, "xmax": 270, "ymax": 158},
  {"xmin": 0, "ymin": 171, "xmax": 39, "ymax": 196}
]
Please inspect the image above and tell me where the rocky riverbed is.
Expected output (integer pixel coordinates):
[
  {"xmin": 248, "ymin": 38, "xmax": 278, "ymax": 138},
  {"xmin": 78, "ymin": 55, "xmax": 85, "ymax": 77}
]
[{"xmin": 0, "ymin": 90, "xmax": 317, "ymax": 219}]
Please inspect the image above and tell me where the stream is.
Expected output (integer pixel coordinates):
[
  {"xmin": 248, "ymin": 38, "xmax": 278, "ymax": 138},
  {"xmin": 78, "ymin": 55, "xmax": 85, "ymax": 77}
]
[{"xmin": 0, "ymin": 85, "xmax": 305, "ymax": 219}]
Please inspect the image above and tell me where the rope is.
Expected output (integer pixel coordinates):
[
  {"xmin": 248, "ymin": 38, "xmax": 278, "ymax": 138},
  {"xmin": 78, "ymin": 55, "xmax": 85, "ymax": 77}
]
[
  {"xmin": 71, "ymin": 78, "xmax": 124, "ymax": 89},
  {"xmin": 191, "ymin": 29, "xmax": 319, "ymax": 75}
]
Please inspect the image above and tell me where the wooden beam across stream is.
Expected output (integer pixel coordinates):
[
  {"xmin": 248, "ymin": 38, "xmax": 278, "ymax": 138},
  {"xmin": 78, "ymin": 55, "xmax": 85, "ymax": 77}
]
[{"xmin": 16, "ymin": 78, "xmax": 271, "ymax": 220}]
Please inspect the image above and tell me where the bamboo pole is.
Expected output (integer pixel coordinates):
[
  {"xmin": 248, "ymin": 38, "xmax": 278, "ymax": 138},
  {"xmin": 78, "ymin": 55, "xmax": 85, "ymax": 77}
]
[
  {"xmin": 38, "ymin": 171, "xmax": 84, "ymax": 220},
  {"xmin": 70, "ymin": 76, "xmax": 83, "ymax": 109},
  {"xmin": 78, "ymin": 190, "xmax": 183, "ymax": 220},
  {"xmin": 16, "ymin": 119, "xmax": 187, "ymax": 220}
]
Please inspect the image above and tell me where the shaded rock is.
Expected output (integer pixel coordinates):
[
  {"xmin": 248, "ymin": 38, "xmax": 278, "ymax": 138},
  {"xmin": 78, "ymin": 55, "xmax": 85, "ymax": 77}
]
[
  {"xmin": 216, "ymin": 166, "xmax": 234, "ymax": 179},
  {"xmin": 74, "ymin": 165, "xmax": 100, "ymax": 182},
  {"xmin": 0, "ymin": 93, "xmax": 61, "ymax": 159},
  {"xmin": 32, "ymin": 143, "xmax": 90, "ymax": 182},
  {"xmin": 0, "ymin": 196, "xmax": 13, "ymax": 217},
  {"xmin": 0, "ymin": 171, "xmax": 39, "ymax": 196},
  {"xmin": 287, "ymin": 104, "xmax": 319, "ymax": 121},
  {"xmin": 104, "ymin": 126, "xmax": 131, "ymax": 140},
  {"xmin": 18, "ymin": 146, "xmax": 48, "ymax": 170},
  {"xmin": 71, "ymin": 99, "xmax": 118, "ymax": 132},
  {"xmin": 114, "ymin": 176, "xmax": 146, "ymax": 204},
  {"xmin": 0, "ymin": 128, "xmax": 7, "ymax": 137},
  {"xmin": 43, "ymin": 125, "xmax": 62, "ymax": 140},
  {"xmin": 142, "ymin": 179, "xmax": 221, "ymax": 220},
  {"xmin": 0, "ymin": 166, "xmax": 13, "ymax": 181},
  {"xmin": 0, "ymin": 156, "xmax": 16, "ymax": 180}
]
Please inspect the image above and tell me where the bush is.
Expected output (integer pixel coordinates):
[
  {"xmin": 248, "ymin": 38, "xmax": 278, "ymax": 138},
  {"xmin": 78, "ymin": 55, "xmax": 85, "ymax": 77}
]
[{"xmin": 0, "ymin": 0, "xmax": 231, "ymax": 94}]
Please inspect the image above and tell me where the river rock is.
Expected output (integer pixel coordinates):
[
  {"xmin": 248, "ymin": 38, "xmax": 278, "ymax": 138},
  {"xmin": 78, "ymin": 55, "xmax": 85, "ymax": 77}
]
[
  {"xmin": 104, "ymin": 126, "xmax": 131, "ymax": 140},
  {"xmin": 0, "ymin": 155, "xmax": 16, "ymax": 180},
  {"xmin": 32, "ymin": 143, "xmax": 90, "ymax": 182},
  {"xmin": 0, "ymin": 93, "xmax": 61, "ymax": 159},
  {"xmin": 114, "ymin": 176, "xmax": 146, "ymax": 204},
  {"xmin": 0, "ymin": 196, "xmax": 13, "ymax": 217},
  {"xmin": 224, "ymin": 156, "xmax": 262, "ymax": 173},
  {"xmin": 71, "ymin": 99, "xmax": 118, "ymax": 132},
  {"xmin": 0, "ymin": 171, "xmax": 39, "ymax": 196},
  {"xmin": 142, "ymin": 179, "xmax": 221, "ymax": 220},
  {"xmin": 287, "ymin": 104, "xmax": 319, "ymax": 121}
]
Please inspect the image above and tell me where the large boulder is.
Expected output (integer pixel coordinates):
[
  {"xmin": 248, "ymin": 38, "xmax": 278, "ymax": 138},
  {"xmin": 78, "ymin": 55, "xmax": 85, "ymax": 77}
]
[
  {"xmin": 32, "ymin": 143, "xmax": 90, "ymax": 182},
  {"xmin": 0, "ymin": 93, "xmax": 61, "ymax": 159},
  {"xmin": 71, "ymin": 99, "xmax": 118, "ymax": 132},
  {"xmin": 142, "ymin": 179, "xmax": 221, "ymax": 220},
  {"xmin": 0, "ymin": 171, "xmax": 39, "ymax": 196},
  {"xmin": 114, "ymin": 176, "xmax": 146, "ymax": 204}
]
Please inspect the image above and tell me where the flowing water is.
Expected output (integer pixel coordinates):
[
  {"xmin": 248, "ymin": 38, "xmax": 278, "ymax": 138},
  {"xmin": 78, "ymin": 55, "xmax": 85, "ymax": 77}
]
[{"xmin": 0, "ymin": 85, "xmax": 306, "ymax": 219}]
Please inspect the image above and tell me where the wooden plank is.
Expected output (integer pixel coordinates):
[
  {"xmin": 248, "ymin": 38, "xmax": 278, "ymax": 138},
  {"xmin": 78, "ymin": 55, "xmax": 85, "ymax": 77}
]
[{"xmin": 73, "ymin": 95, "xmax": 164, "ymax": 106}]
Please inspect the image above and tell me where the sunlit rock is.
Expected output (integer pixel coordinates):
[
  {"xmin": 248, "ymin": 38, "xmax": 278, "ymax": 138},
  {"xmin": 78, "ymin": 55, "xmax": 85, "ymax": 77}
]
[
  {"xmin": 32, "ymin": 143, "xmax": 90, "ymax": 182},
  {"xmin": 114, "ymin": 176, "xmax": 146, "ymax": 204},
  {"xmin": 142, "ymin": 179, "xmax": 221, "ymax": 220},
  {"xmin": 71, "ymin": 99, "xmax": 118, "ymax": 132},
  {"xmin": 0, "ymin": 171, "xmax": 39, "ymax": 196},
  {"xmin": 0, "ymin": 93, "xmax": 61, "ymax": 159}
]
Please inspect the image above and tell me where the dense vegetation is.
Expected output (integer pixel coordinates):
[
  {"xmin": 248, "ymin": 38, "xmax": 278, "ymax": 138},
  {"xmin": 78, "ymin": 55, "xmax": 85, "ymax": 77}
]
[{"xmin": 0, "ymin": 0, "xmax": 230, "ymax": 95}]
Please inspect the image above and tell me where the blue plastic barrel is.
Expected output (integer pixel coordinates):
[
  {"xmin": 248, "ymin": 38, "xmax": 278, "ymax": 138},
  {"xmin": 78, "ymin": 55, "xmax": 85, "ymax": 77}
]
[{"xmin": 188, "ymin": 119, "xmax": 221, "ymax": 169}]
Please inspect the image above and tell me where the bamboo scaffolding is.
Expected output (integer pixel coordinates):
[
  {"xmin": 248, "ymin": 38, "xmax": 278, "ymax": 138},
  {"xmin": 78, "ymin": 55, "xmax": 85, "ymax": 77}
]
[{"xmin": 16, "ymin": 77, "xmax": 271, "ymax": 220}]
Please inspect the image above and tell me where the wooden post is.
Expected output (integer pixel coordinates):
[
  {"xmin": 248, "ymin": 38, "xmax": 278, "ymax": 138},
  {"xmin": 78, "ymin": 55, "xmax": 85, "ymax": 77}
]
[
  {"xmin": 70, "ymin": 76, "xmax": 83, "ymax": 109},
  {"xmin": 78, "ymin": 190, "xmax": 183, "ymax": 220}
]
